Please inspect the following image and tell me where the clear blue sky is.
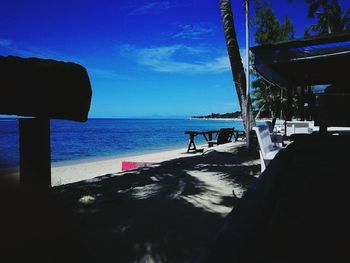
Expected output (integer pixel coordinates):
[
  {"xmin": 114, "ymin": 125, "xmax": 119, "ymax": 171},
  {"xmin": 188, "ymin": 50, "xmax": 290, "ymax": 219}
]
[{"xmin": 0, "ymin": 0, "xmax": 348, "ymax": 118}]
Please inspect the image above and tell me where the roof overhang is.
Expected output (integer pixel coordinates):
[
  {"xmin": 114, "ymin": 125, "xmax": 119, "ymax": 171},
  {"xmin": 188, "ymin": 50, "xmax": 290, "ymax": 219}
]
[{"xmin": 251, "ymin": 33, "xmax": 350, "ymax": 87}]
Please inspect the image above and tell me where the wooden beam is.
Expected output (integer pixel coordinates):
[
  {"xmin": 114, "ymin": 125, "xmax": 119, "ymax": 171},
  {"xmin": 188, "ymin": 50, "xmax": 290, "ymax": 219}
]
[{"xmin": 19, "ymin": 118, "xmax": 51, "ymax": 188}]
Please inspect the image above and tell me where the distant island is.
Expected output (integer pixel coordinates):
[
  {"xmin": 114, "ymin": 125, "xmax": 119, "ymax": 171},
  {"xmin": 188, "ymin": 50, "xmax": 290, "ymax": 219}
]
[{"xmin": 191, "ymin": 111, "xmax": 241, "ymax": 119}]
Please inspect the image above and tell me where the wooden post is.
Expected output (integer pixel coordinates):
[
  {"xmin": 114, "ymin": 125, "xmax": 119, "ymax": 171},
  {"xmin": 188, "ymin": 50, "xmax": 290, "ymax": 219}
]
[
  {"xmin": 319, "ymin": 124, "xmax": 328, "ymax": 133},
  {"xmin": 286, "ymin": 84, "xmax": 293, "ymax": 121},
  {"xmin": 307, "ymin": 86, "xmax": 313, "ymax": 121},
  {"xmin": 300, "ymin": 85, "xmax": 305, "ymax": 121},
  {"xmin": 280, "ymin": 88, "xmax": 283, "ymax": 120},
  {"xmin": 19, "ymin": 118, "xmax": 51, "ymax": 188},
  {"xmin": 283, "ymin": 84, "xmax": 293, "ymax": 137}
]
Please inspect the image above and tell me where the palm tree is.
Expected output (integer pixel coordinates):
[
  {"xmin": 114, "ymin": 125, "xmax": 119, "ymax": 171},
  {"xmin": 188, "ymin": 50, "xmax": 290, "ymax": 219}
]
[
  {"xmin": 254, "ymin": 0, "xmax": 295, "ymax": 44},
  {"xmin": 251, "ymin": 79, "xmax": 281, "ymax": 121},
  {"xmin": 218, "ymin": 0, "xmax": 255, "ymax": 138},
  {"xmin": 304, "ymin": 0, "xmax": 350, "ymax": 35},
  {"xmin": 251, "ymin": 0, "xmax": 295, "ymax": 128}
]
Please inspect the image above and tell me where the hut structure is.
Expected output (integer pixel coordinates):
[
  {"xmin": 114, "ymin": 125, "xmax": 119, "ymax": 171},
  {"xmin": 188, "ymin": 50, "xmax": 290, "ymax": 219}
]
[
  {"xmin": 251, "ymin": 32, "xmax": 350, "ymax": 132},
  {"xmin": 204, "ymin": 33, "xmax": 350, "ymax": 262},
  {"xmin": 0, "ymin": 56, "xmax": 92, "ymax": 188}
]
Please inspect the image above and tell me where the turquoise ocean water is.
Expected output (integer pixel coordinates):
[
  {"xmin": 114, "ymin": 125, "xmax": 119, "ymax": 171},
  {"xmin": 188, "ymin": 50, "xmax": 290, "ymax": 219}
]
[{"xmin": 0, "ymin": 118, "xmax": 245, "ymax": 169}]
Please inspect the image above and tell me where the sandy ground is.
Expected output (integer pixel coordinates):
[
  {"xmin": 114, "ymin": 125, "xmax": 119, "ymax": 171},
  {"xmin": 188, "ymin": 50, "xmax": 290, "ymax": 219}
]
[
  {"xmin": 0, "ymin": 143, "xmax": 260, "ymax": 262},
  {"xmin": 51, "ymin": 144, "xmax": 209, "ymax": 186},
  {"xmin": 0, "ymin": 142, "xmax": 260, "ymax": 262},
  {"xmin": 47, "ymin": 142, "xmax": 261, "ymax": 262}
]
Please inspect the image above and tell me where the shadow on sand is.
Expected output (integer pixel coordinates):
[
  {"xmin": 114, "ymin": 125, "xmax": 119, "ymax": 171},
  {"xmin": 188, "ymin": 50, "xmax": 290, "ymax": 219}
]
[{"xmin": 1, "ymin": 144, "xmax": 260, "ymax": 263}]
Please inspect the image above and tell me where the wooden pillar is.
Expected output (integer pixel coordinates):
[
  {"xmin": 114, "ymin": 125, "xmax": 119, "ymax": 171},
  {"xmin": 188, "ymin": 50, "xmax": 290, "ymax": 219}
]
[
  {"xmin": 307, "ymin": 86, "xmax": 313, "ymax": 121},
  {"xmin": 299, "ymin": 85, "xmax": 305, "ymax": 121},
  {"xmin": 280, "ymin": 88, "xmax": 283, "ymax": 120},
  {"xmin": 283, "ymin": 84, "xmax": 293, "ymax": 137},
  {"xmin": 286, "ymin": 84, "xmax": 293, "ymax": 121},
  {"xmin": 319, "ymin": 124, "xmax": 328, "ymax": 134},
  {"xmin": 19, "ymin": 118, "xmax": 51, "ymax": 188}
]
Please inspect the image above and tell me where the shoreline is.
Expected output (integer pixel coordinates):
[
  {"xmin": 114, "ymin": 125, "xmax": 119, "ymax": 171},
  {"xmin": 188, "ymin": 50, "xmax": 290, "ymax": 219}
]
[
  {"xmin": 0, "ymin": 143, "xmax": 216, "ymax": 187},
  {"xmin": 190, "ymin": 117, "xmax": 243, "ymax": 121},
  {"xmin": 51, "ymin": 142, "xmax": 193, "ymax": 168},
  {"xmin": 51, "ymin": 144, "xmax": 208, "ymax": 186}
]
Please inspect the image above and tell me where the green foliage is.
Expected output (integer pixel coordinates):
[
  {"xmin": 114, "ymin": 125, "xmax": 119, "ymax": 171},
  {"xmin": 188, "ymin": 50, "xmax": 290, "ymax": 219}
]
[
  {"xmin": 253, "ymin": 0, "xmax": 295, "ymax": 45},
  {"xmin": 252, "ymin": 0, "xmax": 295, "ymax": 120},
  {"xmin": 251, "ymin": 79, "xmax": 281, "ymax": 118},
  {"xmin": 304, "ymin": 0, "xmax": 350, "ymax": 35},
  {"xmin": 192, "ymin": 111, "xmax": 242, "ymax": 119}
]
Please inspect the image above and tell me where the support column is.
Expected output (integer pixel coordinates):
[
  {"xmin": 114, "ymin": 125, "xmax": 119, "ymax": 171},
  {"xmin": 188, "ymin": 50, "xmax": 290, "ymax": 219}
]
[
  {"xmin": 19, "ymin": 118, "xmax": 51, "ymax": 189},
  {"xmin": 280, "ymin": 88, "xmax": 283, "ymax": 120},
  {"xmin": 307, "ymin": 86, "xmax": 313, "ymax": 121},
  {"xmin": 284, "ymin": 84, "xmax": 293, "ymax": 137},
  {"xmin": 286, "ymin": 84, "xmax": 293, "ymax": 121},
  {"xmin": 300, "ymin": 85, "xmax": 305, "ymax": 121}
]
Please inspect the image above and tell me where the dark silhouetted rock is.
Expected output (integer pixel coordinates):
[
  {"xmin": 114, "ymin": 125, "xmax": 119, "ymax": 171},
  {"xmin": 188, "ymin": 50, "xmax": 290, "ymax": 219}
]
[{"xmin": 0, "ymin": 56, "xmax": 92, "ymax": 122}]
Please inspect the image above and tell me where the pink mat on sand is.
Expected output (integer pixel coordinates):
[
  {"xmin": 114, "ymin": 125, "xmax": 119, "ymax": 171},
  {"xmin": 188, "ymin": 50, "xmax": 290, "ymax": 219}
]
[{"xmin": 121, "ymin": 161, "xmax": 154, "ymax": 172}]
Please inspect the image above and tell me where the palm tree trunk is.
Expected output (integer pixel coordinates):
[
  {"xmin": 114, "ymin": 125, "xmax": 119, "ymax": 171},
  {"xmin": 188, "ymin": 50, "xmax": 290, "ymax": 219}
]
[
  {"xmin": 255, "ymin": 103, "xmax": 265, "ymax": 120},
  {"xmin": 219, "ymin": 0, "xmax": 255, "ymax": 136},
  {"xmin": 271, "ymin": 102, "xmax": 281, "ymax": 129}
]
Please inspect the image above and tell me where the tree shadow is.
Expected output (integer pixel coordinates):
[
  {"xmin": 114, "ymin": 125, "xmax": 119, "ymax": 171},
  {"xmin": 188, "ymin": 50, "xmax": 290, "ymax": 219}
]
[{"xmin": 1, "ymin": 144, "xmax": 260, "ymax": 262}]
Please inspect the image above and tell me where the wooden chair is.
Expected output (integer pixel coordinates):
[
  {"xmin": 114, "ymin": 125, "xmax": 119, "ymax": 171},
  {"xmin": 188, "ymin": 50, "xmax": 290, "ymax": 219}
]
[
  {"xmin": 233, "ymin": 130, "xmax": 246, "ymax": 141},
  {"xmin": 253, "ymin": 125, "xmax": 283, "ymax": 172},
  {"xmin": 208, "ymin": 128, "xmax": 234, "ymax": 147}
]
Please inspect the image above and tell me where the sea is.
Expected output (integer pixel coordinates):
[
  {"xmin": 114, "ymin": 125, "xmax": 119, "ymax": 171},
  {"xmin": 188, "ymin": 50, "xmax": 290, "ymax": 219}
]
[{"xmin": 0, "ymin": 118, "xmax": 245, "ymax": 169}]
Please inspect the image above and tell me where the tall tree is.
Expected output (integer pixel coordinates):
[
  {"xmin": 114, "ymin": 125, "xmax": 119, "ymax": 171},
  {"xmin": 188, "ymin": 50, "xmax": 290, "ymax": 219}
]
[
  {"xmin": 304, "ymin": 0, "xmax": 350, "ymax": 35},
  {"xmin": 251, "ymin": 78, "xmax": 283, "ymax": 119},
  {"xmin": 251, "ymin": 0, "xmax": 295, "ymax": 127},
  {"xmin": 254, "ymin": 0, "xmax": 295, "ymax": 44},
  {"xmin": 218, "ymin": 0, "xmax": 255, "ymax": 139}
]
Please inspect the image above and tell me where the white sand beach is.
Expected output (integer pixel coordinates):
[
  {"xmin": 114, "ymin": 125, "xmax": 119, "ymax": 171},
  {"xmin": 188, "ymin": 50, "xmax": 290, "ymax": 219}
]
[
  {"xmin": 49, "ymin": 141, "xmax": 260, "ymax": 262},
  {"xmin": 52, "ymin": 144, "xmax": 210, "ymax": 186},
  {"xmin": 1, "ymin": 141, "xmax": 261, "ymax": 262}
]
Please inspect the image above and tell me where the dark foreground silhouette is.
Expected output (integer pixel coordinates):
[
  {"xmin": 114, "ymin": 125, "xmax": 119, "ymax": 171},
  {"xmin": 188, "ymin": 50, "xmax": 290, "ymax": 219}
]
[{"xmin": 0, "ymin": 145, "xmax": 259, "ymax": 262}]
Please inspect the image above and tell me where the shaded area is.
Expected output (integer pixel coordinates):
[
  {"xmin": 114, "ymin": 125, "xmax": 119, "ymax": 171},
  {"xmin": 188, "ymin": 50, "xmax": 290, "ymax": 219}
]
[{"xmin": 0, "ymin": 144, "xmax": 259, "ymax": 262}]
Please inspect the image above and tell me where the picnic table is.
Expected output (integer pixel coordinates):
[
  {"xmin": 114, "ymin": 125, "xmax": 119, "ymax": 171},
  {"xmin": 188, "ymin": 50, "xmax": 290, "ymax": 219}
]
[{"xmin": 184, "ymin": 130, "xmax": 219, "ymax": 153}]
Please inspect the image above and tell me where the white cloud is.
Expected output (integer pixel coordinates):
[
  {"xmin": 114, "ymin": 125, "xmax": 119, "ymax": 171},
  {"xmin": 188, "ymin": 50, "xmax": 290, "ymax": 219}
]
[
  {"xmin": 129, "ymin": 1, "xmax": 173, "ymax": 15},
  {"xmin": 0, "ymin": 39, "xmax": 126, "ymax": 81},
  {"xmin": 0, "ymin": 38, "xmax": 12, "ymax": 47},
  {"xmin": 119, "ymin": 44, "xmax": 231, "ymax": 74},
  {"xmin": 172, "ymin": 24, "xmax": 215, "ymax": 40}
]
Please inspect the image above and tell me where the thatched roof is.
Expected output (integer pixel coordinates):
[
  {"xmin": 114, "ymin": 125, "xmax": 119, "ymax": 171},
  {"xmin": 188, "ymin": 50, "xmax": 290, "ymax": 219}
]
[{"xmin": 0, "ymin": 56, "xmax": 92, "ymax": 122}]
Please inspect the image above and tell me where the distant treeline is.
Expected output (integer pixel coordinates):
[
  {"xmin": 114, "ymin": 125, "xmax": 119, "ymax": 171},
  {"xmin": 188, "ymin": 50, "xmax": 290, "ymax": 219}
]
[{"xmin": 192, "ymin": 111, "xmax": 241, "ymax": 119}]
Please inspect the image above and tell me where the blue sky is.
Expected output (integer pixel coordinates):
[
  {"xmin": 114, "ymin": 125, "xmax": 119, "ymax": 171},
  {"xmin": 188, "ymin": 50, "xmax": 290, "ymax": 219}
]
[{"xmin": 0, "ymin": 0, "xmax": 348, "ymax": 118}]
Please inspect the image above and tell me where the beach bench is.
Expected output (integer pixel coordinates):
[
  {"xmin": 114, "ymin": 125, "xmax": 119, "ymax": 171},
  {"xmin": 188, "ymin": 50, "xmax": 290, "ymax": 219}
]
[
  {"xmin": 207, "ymin": 128, "xmax": 234, "ymax": 147},
  {"xmin": 253, "ymin": 125, "xmax": 283, "ymax": 172}
]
